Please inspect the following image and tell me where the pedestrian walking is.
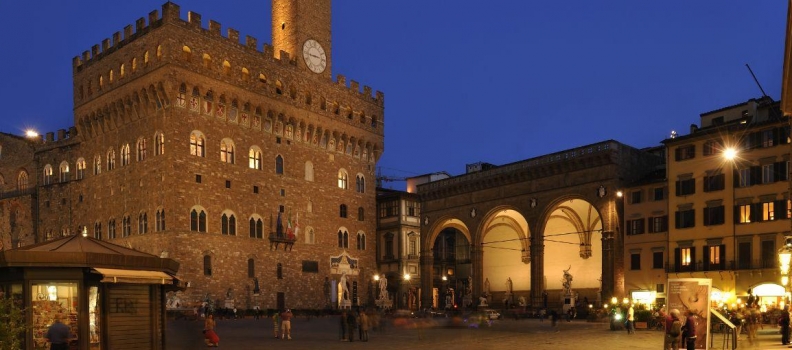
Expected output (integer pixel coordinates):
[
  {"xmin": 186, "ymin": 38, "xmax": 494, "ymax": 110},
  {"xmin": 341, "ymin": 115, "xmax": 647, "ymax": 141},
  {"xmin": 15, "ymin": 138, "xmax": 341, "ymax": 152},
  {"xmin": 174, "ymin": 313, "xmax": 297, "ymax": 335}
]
[
  {"xmin": 682, "ymin": 309, "xmax": 697, "ymax": 350},
  {"xmin": 626, "ymin": 304, "xmax": 635, "ymax": 334},
  {"xmin": 272, "ymin": 310, "xmax": 281, "ymax": 339},
  {"xmin": 281, "ymin": 308, "xmax": 293, "ymax": 340},
  {"xmin": 665, "ymin": 309, "xmax": 681, "ymax": 350},
  {"xmin": 550, "ymin": 310, "xmax": 559, "ymax": 332},
  {"xmin": 346, "ymin": 310, "xmax": 357, "ymax": 342},
  {"xmin": 340, "ymin": 311, "xmax": 348, "ymax": 341},
  {"xmin": 780, "ymin": 305, "xmax": 790, "ymax": 345},
  {"xmin": 359, "ymin": 311, "xmax": 369, "ymax": 341},
  {"xmin": 203, "ymin": 313, "xmax": 220, "ymax": 347}
]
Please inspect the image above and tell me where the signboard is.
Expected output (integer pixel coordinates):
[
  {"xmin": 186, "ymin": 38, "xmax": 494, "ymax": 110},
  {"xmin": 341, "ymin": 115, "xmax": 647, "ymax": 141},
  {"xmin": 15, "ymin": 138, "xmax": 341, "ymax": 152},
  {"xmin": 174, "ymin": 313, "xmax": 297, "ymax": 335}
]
[{"xmin": 668, "ymin": 278, "xmax": 711, "ymax": 349}]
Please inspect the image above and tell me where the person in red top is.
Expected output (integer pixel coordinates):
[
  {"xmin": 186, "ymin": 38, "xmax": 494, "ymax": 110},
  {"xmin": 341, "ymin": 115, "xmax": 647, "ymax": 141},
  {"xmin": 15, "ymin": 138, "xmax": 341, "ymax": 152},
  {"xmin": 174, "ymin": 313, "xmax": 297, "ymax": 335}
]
[
  {"xmin": 683, "ymin": 309, "xmax": 697, "ymax": 350},
  {"xmin": 281, "ymin": 309, "xmax": 293, "ymax": 340}
]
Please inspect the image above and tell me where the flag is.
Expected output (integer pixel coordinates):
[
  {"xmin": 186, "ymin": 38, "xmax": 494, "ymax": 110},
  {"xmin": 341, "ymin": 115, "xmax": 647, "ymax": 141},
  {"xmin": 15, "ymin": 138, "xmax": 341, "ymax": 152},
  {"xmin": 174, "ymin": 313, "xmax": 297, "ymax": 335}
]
[
  {"xmin": 293, "ymin": 212, "xmax": 300, "ymax": 239},
  {"xmin": 286, "ymin": 213, "xmax": 295, "ymax": 240}
]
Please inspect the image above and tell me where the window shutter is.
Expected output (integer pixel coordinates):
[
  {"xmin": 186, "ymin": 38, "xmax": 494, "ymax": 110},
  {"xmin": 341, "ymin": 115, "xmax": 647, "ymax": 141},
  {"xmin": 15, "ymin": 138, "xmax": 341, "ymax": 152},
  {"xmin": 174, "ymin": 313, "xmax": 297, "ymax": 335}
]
[
  {"xmin": 775, "ymin": 200, "xmax": 786, "ymax": 220},
  {"xmin": 674, "ymin": 248, "xmax": 681, "ymax": 272},
  {"xmin": 750, "ymin": 166, "xmax": 761, "ymax": 186},
  {"xmin": 781, "ymin": 126, "xmax": 791, "ymax": 145},
  {"xmin": 703, "ymin": 208, "xmax": 710, "ymax": 225},
  {"xmin": 733, "ymin": 205, "xmax": 740, "ymax": 224},
  {"xmin": 675, "ymin": 181, "xmax": 681, "ymax": 196},
  {"xmin": 775, "ymin": 162, "xmax": 784, "ymax": 182},
  {"xmin": 703, "ymin": 246, "xmax": 710, "ymax": 270},
  {"xmin": 733, "ymin": 169, "xmax": 740, "ymax": 188},
  {"xmin": 751, "ymin": 203, "xmax": 760, "ymax": 222},
  {"xmin": 648, "ymin": 217, "xmax": 655, "ymax": 233},
  {"xmin": 690, "ymin": 248, "xmax": 697, "ymax": 272},
  {"xmin": 662, "ymin": 216, "xmax": 668, "ymax": 231},
  {"xmin": 674, "ymin": 211, "xmax": 681, "ymax": 229},
  {"xmin": 719, "ymin": 245, "xmax": 727, "ymax": 269}
]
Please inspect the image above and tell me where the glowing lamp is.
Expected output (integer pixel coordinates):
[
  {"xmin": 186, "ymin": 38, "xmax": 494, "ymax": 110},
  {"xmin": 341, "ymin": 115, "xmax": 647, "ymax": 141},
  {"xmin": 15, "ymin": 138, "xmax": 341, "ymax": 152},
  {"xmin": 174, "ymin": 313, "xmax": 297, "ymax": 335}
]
[
  {"xmin": 723, "ymin": 147, "xmax": 737, "ymax": 161},
  {"xmin": 779, "ymin": 238, "xmax": 792, "ymax": 275}
]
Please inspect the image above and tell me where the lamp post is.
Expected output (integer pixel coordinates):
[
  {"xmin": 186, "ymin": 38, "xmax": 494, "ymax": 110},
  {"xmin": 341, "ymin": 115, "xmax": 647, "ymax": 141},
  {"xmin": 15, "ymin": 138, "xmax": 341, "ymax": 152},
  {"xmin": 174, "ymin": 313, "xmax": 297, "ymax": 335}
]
[
  {"xmin": 403, "ymin": 273, "xmax": 412, "ymax": 310},
  {"xmin": 724, "ymin": 147, "xmax": 738, "ymax": 299},
  {"xmin": 778, "ymin": 238, "xmax": 792, "ymax": 307}
]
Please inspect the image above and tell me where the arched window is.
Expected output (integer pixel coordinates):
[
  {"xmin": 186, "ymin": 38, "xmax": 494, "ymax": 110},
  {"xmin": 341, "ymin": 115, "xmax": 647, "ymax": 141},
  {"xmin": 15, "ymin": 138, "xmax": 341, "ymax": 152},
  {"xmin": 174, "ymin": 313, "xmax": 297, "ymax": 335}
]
[
  {"xmin": 177, "ymin": 84, "xmax": 187, "ymax": 108},
  {"xmin": 59, "ymin": 161, "xmax": 70, "ymax": 182},
  {"xmin": 249, "ymin": 147, "xmax": 262, "ymax": 170},
  {"xmin": 259, "ymin": 73, "xmax": 267, "ymax": 84},
  {"xmin": 241, "ymin": 67, "xmax": 250, "ymax": 80},
  {"xmin": 305, "ymin": 227, "xmax": 315, "ymax": 244},
  {"xmin": 248, "ymin": 258, "xmax": 255, "ymax": 278},
  {"xmin": 275, "ymin": 155, "xmax": 284, "ymax": 175},
  {"xmin": 358, "ymin": 207, "xmax": 364, "ymax": 221},
  {"xmin": 357, "ymin": 232, "xmax": 366, "ymax": 250},
  {"xmin": 156, "ymin": 209, "xmax": 166, "ymax": 231},
  {"xmin": 222, "ymin": 60, "xmax": 231, "ymax": 75},
  {"xmin": 43, "ymin": 164, "xmax": 53, "ymax": 185},
  {"xmin": 137, "ymin": 137, "xmax": 147, "ymax": 161},
  {"xmin": 304, "ymin": 161, "xmax": 314, "ymax": 181},
  {"xmin": 220, "ymin": 139, "xmax": 235, "ymax": 164},
  {"xmin": 107, "ymin": 149, "xmax": 116, "ymax": 170},
  {"xmin": 275, "ymin": 80, "xmax": 283, "ymax": 95},
  {"xmin": 120, "ymin": 144, "xmax": 131, "ymax": 166},
  {"xmin": 94, "ymin": 222, "xmax": 102, "ymax": 240},
  {"xmin": 155, "ymin": 132, "xmax": 165, "ymax": 155},
  {"xmin": 190, "ymin": 131, "xmax": 205, "ymax": 157},
  {"xmin": 249, "ymin": 216, "xmax": 263, "ymax": 239},
  {"xmin": 338, "ymin": 230, "xmax": 343, "ymax": 247},
  {"xmin": 93, "ymin": 155, "xmax": 101, "ymax": 175},
  {"xmin": 182, "ymin": 45, "xmax": 192, "ymax": 61},
  {"xmin": 356, "ymin": 175, "xmax": 366, "ymax": 193},
  {"xmin": 337, "ymin": 169, "xmax": 348, "ymax": 189},
  {"xmin": 190, "ymin": 207, "xmax": 207, "ymax": 232},
  {"xmin": 340, "ymin": 204, "xmax": 348, "ymax": 218},
  {"xmin": 138, "ymin": 212, "xmax": 148, "ymax": 234},
  {"xmin": 131, "ymin": 58, "xmax": 137, "ymax": 72},
  {"xmin": 76, "ymin": 158, "xmax": 86, "ymax": 180},
  {"xmin": 204, "ymin": 255, "xmax": 212, "ymax": 276},
  {"xmin": 122, "ymin": 215, "xmax": 131, "ymax": 237},
  {"xmin": 108, "ymin": 219, "xmax": 116, "ymax": 239},
  {"xmin": 221, "ymin": 212, "xmax": 236, "ymax": 235},
  {"xmin": 342, "ymin": 230, "xmax": 350, "ymax": 248},
  {"xmin": 277, "ymin": 263, "xmax": 283, "ymax": 279},
  {"xmin": 156, "ymin": 45, "xmax": 163, "ymax": 59},
  {"xmin": 17, "ymin": 171, "xmax": 28, "ymax": 190},
  {"xmin": 144, "ymin": 51, "xmax": 150, "ymax": 65}
]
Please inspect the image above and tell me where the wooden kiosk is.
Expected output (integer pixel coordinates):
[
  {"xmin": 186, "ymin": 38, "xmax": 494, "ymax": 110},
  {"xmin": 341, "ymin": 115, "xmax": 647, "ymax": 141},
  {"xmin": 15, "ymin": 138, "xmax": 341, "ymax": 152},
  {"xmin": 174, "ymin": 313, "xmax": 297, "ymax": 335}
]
[{"xmin": 0, "ymin": 234, "xmax": 180, "ymax": 350}]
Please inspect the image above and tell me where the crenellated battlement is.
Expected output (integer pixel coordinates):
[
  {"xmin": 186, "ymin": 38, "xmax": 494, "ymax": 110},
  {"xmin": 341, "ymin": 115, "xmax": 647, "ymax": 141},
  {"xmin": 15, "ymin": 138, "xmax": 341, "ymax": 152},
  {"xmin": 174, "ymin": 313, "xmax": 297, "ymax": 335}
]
[{"xmin": 72, "ymin": 2, "xmax": 383, "ymax": 104}]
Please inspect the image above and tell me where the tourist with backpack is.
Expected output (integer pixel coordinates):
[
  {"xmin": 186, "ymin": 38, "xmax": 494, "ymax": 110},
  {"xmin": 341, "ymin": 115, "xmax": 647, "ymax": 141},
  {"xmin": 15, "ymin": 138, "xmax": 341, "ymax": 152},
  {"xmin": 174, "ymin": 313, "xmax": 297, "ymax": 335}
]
[{"xmin": 664, "ymin": 309, "xmax": 681, "ymax": 350}]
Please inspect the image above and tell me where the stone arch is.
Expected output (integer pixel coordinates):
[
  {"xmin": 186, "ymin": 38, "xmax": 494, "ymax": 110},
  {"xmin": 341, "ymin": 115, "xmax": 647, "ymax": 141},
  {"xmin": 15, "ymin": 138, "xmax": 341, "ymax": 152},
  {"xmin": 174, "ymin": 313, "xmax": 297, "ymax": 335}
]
[
  {"xmin": 476, "ymin": 207, "xmax": 531, "ymax": 303},
  {"xmin": 536, "ymin": 195, "xmax": 604, "ymax": 300}
]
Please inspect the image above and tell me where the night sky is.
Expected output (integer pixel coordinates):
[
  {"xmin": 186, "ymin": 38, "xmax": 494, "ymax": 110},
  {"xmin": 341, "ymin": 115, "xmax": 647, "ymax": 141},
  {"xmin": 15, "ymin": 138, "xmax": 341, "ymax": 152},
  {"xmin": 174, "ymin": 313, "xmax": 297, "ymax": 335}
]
[{"xmin": 0, "ymin": 1, "xmax": 787, "ymax": 187}]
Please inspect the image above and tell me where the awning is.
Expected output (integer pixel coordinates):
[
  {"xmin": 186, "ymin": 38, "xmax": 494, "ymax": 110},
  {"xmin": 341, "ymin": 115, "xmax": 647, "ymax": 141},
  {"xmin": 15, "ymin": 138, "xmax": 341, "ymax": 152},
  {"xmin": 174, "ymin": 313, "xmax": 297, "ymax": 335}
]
[{"xmin": 93, "ymin": 268, "xmax": 174, "ymax": 285}]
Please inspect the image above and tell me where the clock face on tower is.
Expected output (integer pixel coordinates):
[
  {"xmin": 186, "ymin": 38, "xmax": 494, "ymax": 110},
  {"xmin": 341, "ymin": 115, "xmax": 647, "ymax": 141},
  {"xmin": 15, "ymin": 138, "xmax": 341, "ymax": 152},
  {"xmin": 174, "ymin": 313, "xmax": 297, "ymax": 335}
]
[{"xmin": 302, "ymin": 39, "xmax": 327, "ymax": 74}]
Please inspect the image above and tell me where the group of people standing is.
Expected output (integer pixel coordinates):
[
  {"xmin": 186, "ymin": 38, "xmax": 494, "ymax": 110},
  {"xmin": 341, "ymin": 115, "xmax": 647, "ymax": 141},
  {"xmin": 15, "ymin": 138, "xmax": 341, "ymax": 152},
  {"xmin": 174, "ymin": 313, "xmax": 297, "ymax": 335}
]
[
  {"xmin": 663, "ymin": 308, "xmax": 697, "ymax": 350},
  {"xmin": 203, "ymin": 308, "xmax": 294, "ymax": 346},
  {"xmin": 340, "ymin": 309, "xmax": 370, "ymax": 342}
]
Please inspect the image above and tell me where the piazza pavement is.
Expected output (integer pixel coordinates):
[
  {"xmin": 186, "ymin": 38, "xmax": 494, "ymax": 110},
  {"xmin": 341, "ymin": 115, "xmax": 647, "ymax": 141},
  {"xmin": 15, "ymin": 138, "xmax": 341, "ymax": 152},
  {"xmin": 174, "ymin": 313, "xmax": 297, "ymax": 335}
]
[{"xmin": 165, "ymin": 314, "xmax": 784, "ymax": 349}]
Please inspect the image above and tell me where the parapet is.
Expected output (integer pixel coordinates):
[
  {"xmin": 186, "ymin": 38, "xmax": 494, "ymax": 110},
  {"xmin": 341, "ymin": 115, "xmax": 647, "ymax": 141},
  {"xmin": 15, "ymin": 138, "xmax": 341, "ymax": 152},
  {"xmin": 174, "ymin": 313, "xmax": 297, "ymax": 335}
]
[{"xmin": 71, "ymin": 2, "xmax": 384, "ymax": 104}]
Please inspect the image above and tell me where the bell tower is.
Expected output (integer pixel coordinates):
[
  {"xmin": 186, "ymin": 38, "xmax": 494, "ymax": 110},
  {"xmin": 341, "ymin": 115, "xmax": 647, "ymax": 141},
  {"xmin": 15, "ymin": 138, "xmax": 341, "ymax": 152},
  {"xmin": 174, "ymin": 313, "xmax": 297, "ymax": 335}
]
[{"xmin": 272, "ymin": 0, "xmax": 332, "ymax": 79}]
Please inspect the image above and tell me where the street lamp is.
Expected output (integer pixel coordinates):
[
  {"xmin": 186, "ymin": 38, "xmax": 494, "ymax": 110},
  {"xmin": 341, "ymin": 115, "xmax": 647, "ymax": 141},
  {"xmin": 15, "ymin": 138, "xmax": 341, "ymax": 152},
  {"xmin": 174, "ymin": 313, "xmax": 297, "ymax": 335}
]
[
  {"xmin": 778, "ymin": 237, "xmax": 792, "ymax": 305},
  {"xmin": 404, "ymin": 273, "xmax": 412, "ymax": 310}
]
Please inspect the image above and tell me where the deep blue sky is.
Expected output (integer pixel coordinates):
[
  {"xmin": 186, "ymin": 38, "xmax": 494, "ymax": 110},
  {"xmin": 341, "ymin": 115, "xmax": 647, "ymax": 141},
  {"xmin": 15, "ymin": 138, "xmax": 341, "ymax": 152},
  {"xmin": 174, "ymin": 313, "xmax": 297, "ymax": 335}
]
[{"xmin": 0, "ymin": 1, "xmax": 787, "ymax": 185}]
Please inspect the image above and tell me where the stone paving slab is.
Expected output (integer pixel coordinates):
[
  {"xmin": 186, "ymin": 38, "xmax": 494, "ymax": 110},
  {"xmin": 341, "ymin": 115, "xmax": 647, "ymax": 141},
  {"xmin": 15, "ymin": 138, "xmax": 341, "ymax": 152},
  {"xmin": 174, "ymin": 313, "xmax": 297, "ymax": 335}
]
[{"xmin": 166, "ymin": 316, "xmax": 784, "ymax": 349}]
